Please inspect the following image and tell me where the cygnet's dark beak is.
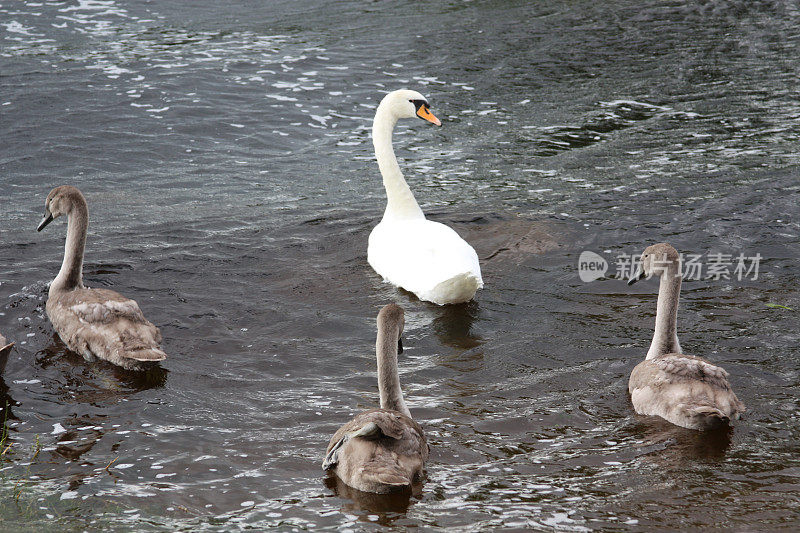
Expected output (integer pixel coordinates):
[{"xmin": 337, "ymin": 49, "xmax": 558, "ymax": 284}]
[
  {"xmin": 628, "ymin": 266, "xmax": 645, "ymax": 285},
  {"xmin": 397, "ymin": 337, "xmax": 403, "ymax": 354},
  {"xmin": 37, "ymin": 212, "xmax": 53, "ymax": 232}
]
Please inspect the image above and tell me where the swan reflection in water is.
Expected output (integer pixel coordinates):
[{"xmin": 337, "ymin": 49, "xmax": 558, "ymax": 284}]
[
  {"xmin": 431, "ymin": 300, "xmax": 483, "ymax": 351},
  {"xmin": 398, "ymin": 294, "xmax": 483, "ymax": 351},
  {"xmin": 324, "ymin": 473, "xmax": 420, "ymax": 526},
  {"xmin": 632, "ymin": 416, "xmax": 734, "ymax": 462},
  {"xmin": 38, "ymin": 333, "xmax": 168, "ymax": 393}
]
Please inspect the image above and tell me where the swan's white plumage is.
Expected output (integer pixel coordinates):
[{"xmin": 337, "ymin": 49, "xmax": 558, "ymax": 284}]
[
  {"xmin": 367, "ymin": 89, "xmax": 482, "ymax": 305},
  {"xmin": 368, "ymin": 218, "xmax": 482, "ymax": 305}
]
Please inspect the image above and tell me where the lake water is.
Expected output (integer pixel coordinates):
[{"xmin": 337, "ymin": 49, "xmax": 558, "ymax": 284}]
[{"xmin": 1, "ymin": 0, "xmax": 799, "ymax": 530}]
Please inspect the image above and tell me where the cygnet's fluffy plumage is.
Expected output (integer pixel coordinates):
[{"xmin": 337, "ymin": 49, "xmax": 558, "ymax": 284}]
[
  {"xmin": 323, "ymin": 303, "xmax": 428, "ymax": 493},
  {"xmin": 38, "ymin": 185, "xmax": 167, "ymax": 370},
  {"xmin": 627, "ymin": 243, "xmax": 744, "ymax": 430}
]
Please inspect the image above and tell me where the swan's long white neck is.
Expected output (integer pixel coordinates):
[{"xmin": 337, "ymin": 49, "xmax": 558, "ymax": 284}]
[
  {"xmin": 51, "ymin": 203, "xmax": 87, "ymax": 296},
  {"xmin": 372, "ymin": 103, "xmax": 425, "ymax": 222},
  {"xmin": 647, "ymin": 262, "xmax": 682, "ymax": 359},
  {"xmin": 376, "ymin": 325, "xmax": 411, "ymax": 418}
]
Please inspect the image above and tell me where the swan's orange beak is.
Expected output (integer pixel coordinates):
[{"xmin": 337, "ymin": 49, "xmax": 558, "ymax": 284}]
[{"xmin": 417, "ymin": 105, "xmax": 441, "ymax": 126}]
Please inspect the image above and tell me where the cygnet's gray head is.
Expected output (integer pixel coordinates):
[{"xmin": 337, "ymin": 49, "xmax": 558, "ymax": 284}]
[
  {"xmin": 628, "ymin": 242, "xmax": 680, "ymax": 285},
  {"xmin": 37, "ymin": 185, "xmax": 86, "ymax": 232},
  {"xmin": 378, "ymin": 302, "xmax": 405, "ymax": 354}
]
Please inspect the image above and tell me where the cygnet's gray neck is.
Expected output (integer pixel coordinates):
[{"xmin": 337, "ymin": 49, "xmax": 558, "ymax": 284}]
[
  {"xmin": 51, "ymin": 204, "xmax": 87, "ymax": 295},
  {"xmin": 647, "ymin": 262, "xmax": 682, "ymax": 359},
  {"xmin": 376, "ymin": 324, "xmax": 411, "ymax": 418}
]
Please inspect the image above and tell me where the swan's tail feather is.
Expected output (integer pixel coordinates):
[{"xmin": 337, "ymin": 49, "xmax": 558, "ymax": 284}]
[
  {"xmin": 426, "ymin": 272, "xmax": 482, "ymax": 305},
  {"xmin": 360, "ymin": 464, "xmax": 412, "ymax": 492},
  {"xmin": 125, "ymin": 347, "xmax": 167, "ymax": 362}
]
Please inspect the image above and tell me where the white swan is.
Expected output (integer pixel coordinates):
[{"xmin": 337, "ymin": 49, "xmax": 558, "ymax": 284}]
[
  {"xmin": 37, "ymin": 186, "xmax": 167, "ymax": 371},
  {"xmin": 367, "ymin": 90, "xmax": 483, "ymax": 305},
  {"xmin": 627, "ymin": 243, "xmax": 744, "ymax": 430},
  {"xmin": 323, "ymin": 303, "xmax": 428, "ymax": 493}
]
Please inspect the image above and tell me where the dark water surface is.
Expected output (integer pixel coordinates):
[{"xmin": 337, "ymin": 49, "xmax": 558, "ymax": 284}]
[{"xmin": 2, "ymin": 0, "xmax": 799, "ymax": 530}]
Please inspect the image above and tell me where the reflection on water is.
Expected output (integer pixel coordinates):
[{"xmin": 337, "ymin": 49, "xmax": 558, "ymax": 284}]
[
  {"xmin": 37, "ymin": 334, "xmax": 168, "ymax": 395},
  {"xmin": 431, "ymin": 300, "xmax": 483, "ymax": 350},
  {"xmin": 54, "ymin": 427, "xmax": 102, "ymax": 463},
  {"xmin": 632, "ymin": 418, "xmax": 734, "ymax": 462},
  {"xmin": 324, "ymin": 474, "xmax": 418, "ymax": 526}
]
